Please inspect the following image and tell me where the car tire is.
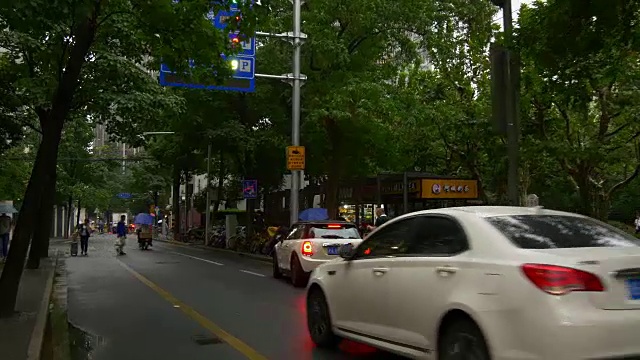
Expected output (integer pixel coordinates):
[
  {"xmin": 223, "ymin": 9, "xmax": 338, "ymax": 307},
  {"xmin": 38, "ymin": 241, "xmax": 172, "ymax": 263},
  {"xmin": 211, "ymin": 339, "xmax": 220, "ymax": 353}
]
[
  {"xmin": 438, "ymin": 317, "xmax": 490, "ymax": 360},
  {"xmin": 272, "ymin": 253, "xmax": 282, "ymax": 279},
  {"xmin": 290, "ymin": 254, "xmax": 309, "ymax": 288},
  {"xmin": 307, "ymin": 288, "xmax": 340, "ymax": 348}
]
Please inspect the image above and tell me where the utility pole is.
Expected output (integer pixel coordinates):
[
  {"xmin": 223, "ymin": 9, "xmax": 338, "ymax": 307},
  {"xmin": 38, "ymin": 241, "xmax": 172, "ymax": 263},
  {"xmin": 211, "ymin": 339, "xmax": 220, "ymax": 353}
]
[
  {"xmin": 491, "ymin": 0, "xmax": 520, "ymax": 206},
  {"xmin": 205, "ymin": 143, "xmax": 212, "ymax": 246},
  {"xmin": 289, "ymin": 0, "xmax": 303, "ymax": 225}
]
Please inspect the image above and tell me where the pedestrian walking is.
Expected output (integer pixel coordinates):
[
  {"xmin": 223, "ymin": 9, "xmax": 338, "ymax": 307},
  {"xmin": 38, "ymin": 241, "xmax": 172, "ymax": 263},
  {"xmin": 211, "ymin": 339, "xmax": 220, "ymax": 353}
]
[
  {"xmin": 0, "ymin": 213, "xmax": 12, "ymax": 261},
  {"xmin": 116, "ymin": 215, "xmax": 127, "ymax": 255},
  {"xmin": 77, "ymin": 218, "xmax": 91, "ymax": 256}
]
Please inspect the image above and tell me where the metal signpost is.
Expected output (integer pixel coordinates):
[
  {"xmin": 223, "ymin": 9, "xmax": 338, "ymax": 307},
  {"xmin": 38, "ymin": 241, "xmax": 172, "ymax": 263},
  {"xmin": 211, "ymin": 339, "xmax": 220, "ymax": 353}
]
[
  {"xmin": 253, "ymin": 0, "xmax": 307, "ymax": 225},
  {"xmin": 159, "ymin": 0, "xmax": 307, "ymax": 225},
  {"xmin": 159, "ymin": 0, "xmax": 256, "ymax": 92}
]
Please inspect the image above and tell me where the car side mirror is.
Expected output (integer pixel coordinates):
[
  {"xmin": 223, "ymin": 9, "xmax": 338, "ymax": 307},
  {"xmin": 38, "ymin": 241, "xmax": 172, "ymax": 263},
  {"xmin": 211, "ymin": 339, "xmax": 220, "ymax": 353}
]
[{"xmin": 339, "ymin": 243, "xmax": 356, "ymax": 260}]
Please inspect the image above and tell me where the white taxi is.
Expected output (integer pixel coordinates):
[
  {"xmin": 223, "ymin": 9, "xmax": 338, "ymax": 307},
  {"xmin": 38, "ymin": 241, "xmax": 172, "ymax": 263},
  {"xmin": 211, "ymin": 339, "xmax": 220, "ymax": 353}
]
[{"xmin": 272, "ymin": 221, "xmax": 362, "ymax": 287}]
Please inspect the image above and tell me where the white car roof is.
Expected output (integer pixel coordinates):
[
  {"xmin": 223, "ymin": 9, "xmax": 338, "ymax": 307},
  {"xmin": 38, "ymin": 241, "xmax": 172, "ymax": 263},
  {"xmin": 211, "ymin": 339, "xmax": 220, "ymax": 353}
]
[{"xmin": 403, "ymin": 206, "xmax": 585, "ymax": 219}]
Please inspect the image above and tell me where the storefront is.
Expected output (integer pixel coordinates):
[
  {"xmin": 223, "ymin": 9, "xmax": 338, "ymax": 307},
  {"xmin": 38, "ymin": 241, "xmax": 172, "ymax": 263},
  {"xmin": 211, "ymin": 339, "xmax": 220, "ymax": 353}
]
[{"xmin": 336, "ymin": 173, "xmax": 482, "ymax": 225}]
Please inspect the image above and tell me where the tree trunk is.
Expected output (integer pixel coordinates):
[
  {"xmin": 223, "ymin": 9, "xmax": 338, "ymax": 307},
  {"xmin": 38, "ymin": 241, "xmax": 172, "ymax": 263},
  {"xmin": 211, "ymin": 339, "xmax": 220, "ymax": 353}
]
[
  {"xmin": 213, "ymin": 150, "xmax": 225, "ymax": 214},
  {"xmin": 26, "ymin": 172, "xmax": 57, "ymax": 269},
  {"xmin": 323, "ymin": 118, "xmax": 343, "ymax": 219},
  {"xmin": 185, "ymin": 173, "xmax": 192, "ymax": 230},
  {"xmin": 0, "ymin": 123, "xmax": 63, "ymax": 317},
  {"xmin": 172, "ymin": 167, "xmax": 181, "ymax": 240},
  {"xmin": 76, "ymin": 199, "xmax": 81, "ymax": 225},
  {"xmin": 0, "ymin": 0, "xmax": 101, "ymax": 317},
  {"xmin": 66, "ymin": 196, "xmax": 74, "ymax": 237}
]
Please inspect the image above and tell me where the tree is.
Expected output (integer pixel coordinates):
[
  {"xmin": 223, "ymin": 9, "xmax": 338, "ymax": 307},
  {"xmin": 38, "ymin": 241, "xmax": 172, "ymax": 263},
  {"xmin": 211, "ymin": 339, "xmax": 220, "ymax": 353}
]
[
  {"xmin": 0, "ymin": 0, "xmax": 255, "ymax": 317},
  {"xmin": 516, "ymin": 0, "xmax": 640, "ymax": 219}
]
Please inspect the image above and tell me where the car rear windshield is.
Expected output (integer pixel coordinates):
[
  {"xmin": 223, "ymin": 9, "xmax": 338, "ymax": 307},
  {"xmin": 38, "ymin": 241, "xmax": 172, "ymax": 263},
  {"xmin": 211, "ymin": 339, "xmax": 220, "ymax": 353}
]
[
  {"xmin": 307, "ymin": 224, "xmax": 360, "ymax": 239},
  {"xmin": 486, "ymin": 215, "xmax": 640, "ymax": 249}
]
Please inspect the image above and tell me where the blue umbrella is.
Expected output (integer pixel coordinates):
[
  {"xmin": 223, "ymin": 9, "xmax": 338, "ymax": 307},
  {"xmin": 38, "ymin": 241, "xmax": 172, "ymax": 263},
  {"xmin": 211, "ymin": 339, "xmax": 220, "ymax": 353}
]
[
  {"xmin": 298, "ymin": 208, "xmax": 329, "ymax": 221},
  {"xmin": 133, "ymin": 213, "xmax": 154, "ymax": 225}
]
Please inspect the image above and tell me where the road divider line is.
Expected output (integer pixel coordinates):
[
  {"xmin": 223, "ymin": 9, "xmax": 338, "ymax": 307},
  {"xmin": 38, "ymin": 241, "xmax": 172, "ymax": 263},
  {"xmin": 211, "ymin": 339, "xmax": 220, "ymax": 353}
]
[
  {"xmin": 170, "ymin": 251, "xmax": 224, "ymax": 265},
  {"xmin": 239, "ymin": 270, "xmax": 266, "ymax": 277},
  {"xmin": 117, "ymin": 260, "xmax": 268, "ymax": 360}
]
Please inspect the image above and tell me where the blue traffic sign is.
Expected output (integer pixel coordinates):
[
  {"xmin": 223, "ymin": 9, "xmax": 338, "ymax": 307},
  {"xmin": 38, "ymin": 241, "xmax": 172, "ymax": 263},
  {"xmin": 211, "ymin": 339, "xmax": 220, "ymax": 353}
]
[
  {"xmin": 159, "ymin": 2, "xmax": 256, "ymax": 93},
  {"xmin": 229, "ymin": 33, "xmax": 255, "ymax": 56},
  {"xmin": 117, "ymin": 193, "xmax": 132, "ymax": 199},
  {"xmin": 242, "ymin": 180, "xmax": 258, "ymax": 199}
]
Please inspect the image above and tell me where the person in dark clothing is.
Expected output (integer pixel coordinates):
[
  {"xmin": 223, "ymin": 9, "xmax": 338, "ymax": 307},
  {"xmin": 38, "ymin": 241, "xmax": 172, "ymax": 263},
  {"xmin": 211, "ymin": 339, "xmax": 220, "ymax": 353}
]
[
  {"xmin": 77, "ymin": 218, "xmax": 91, "ymax": 256},
  {"xmin": 367, "ymin": 208, "xmax": 388, "ymax": 231},
  {"xmin": 116, "ymin": 215, "xmax": 127, "ymax": 255}
]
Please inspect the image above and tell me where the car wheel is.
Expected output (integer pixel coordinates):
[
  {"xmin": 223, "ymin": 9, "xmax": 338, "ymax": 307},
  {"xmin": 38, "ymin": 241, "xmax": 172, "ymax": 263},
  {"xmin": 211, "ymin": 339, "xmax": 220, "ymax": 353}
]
[
  {"xmin": 290, "ymin": 254, "xmax": 309, "ymax": 288},
  {"xmin": 307, "ymin": 288, "xmax": 340, "ymax": 348},
  {"xmin": 272, "ymin": 253, "xmax": 282, "ymax": 279},
  {"xmin": 439, "ymin": 318, "xmax": 490, "ymax": 360}
]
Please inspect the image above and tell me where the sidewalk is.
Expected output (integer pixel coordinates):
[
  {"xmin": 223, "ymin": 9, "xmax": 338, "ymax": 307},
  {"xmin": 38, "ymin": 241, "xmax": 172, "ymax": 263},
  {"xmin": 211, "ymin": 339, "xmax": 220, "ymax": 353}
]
[
  {"xmin": 0, "ymin": 254, "xmax": 57, "ymax": 360},
  {"xmin": 154, "ymin": 236, "xmax": 271, "ymax": 263}
]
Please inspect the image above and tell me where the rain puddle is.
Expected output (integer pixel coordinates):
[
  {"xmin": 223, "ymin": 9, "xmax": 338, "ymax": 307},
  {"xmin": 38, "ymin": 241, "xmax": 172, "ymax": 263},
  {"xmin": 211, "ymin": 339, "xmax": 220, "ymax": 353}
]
[{"xmin": 69, "ymin": 323, "xmax": 104, "ymax": 360}]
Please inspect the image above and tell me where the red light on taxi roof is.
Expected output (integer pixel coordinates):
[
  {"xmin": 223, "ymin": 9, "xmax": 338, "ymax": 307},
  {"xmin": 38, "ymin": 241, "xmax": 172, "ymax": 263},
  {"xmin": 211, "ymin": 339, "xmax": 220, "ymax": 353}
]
[{"xmin": 327, "ymin": 224, "xmax": 342, "ymax": 228}]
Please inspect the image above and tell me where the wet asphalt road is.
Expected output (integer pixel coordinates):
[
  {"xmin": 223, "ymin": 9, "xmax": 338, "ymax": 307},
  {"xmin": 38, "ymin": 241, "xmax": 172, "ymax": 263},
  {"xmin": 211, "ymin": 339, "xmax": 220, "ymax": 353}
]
[{"xmin": 53, "ymin": 234, "xmax": 404, "ymax": 360}]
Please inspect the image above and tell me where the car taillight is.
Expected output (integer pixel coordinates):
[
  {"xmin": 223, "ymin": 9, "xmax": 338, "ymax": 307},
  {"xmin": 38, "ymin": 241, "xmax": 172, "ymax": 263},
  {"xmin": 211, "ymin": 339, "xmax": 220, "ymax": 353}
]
[
  {"xmin": 327, "ymin": 224, "xmax": 342, "ymax": 229},
  {"xmin": 301, "ymin": 241, "xmax": 313, "ymax": 256},
  {"xmin": 521, "ymin": 264, "xmax": 604, "ymax": 295}
]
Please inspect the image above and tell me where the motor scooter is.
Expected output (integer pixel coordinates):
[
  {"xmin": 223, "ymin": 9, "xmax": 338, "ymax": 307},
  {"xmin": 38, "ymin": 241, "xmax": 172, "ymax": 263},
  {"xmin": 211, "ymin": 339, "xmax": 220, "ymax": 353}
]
[{"xmin": 137, "ymin": 225, "xmax": 152, "ymax": 250}]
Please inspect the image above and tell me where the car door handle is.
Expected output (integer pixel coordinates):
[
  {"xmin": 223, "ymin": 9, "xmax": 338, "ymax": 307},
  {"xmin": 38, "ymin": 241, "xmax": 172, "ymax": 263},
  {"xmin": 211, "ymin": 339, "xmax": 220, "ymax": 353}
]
[
  {"xmin": 435, "ymin": 266, "xmax": 458, "ymax": 275},
  {"xmin": 372, "ymin": 268, "xmax": 389, "ymax": 275}
]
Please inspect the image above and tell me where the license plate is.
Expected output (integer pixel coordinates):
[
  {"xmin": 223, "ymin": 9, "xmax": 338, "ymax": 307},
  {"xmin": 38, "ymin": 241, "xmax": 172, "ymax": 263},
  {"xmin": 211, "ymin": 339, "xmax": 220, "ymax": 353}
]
[
  {"xmin": 327, "ymin": 246, "xmax": 339, "ymax": 255},
  {"xmin": 625, "ymin": 279, "xmax": 640, "ymax": 300}
]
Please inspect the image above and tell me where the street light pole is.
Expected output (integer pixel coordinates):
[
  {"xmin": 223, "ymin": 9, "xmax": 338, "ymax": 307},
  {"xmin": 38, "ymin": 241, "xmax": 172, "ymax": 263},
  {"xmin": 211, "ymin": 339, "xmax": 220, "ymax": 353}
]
[{"xmin": 289, "ymin": 0, "xmax": 304, "ymax": 225}]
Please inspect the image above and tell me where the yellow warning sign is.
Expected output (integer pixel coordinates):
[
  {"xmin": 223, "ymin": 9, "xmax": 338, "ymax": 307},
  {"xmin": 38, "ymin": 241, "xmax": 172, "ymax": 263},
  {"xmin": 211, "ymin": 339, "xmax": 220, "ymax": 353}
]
[{"xmin": 286, "ymin": 146, "xmax": 305, "ymax": 170}]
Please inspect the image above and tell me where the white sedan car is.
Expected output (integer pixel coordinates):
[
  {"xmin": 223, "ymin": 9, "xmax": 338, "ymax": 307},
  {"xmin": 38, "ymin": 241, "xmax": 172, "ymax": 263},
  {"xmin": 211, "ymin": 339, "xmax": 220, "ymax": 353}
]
[
  {"xmin": 306, "ymin": 206, "xmax": 640, "ymax": 360},
  {"xmin": 273, "ymin": 221, "xmax": 363, "ymax": 287}
]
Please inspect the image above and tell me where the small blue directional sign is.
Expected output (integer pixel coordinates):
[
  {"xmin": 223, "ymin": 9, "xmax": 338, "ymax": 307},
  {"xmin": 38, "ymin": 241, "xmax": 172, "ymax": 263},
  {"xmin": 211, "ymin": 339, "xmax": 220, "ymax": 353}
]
[
  {"xmin": 159, "ymin": 1, "xmax": 256, "ymax": 93},
  {"xmin": 117, "ymin": 193, "xmax": 132, "ymax": 199},
  {"xmin": 242, "ymin": 180, "xmax": 258, "ymax": 199}
]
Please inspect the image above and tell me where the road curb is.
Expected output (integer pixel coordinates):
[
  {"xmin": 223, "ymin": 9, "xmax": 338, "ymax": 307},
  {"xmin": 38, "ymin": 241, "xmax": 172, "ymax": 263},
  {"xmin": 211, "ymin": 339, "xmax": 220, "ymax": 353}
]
[
  {"xmin": 26, "ymin": 250, "xmax": 59, "ymax": 360},
  {"xmin": 156, "ymin": 238, "xmax": 271, "ymax": 263}
]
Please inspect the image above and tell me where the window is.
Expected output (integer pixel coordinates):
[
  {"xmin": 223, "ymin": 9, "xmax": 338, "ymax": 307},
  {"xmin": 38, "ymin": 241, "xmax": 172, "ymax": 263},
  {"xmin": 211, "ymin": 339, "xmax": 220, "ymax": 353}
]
[
  {"xmin": 306, "ymin": 224, "xmax": 360, "ymax": 239},
  {"xmin": 286, "ymin": 225, "xmax": 304, "ymax": 240},
  {"xmin": 487, "ymin": 215, "xmax": 640, "ymax": 249},
  {"xmin": 355, "ymin": 217, "xmax": 420, "ymax": 259},
  {"xmin": 409, "ymin": 216, "xmax": 469, "ymax": 256}
]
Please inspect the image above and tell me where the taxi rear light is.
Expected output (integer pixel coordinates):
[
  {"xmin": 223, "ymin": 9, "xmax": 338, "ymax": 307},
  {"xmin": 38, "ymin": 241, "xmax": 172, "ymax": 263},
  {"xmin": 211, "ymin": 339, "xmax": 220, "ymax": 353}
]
[
  {"xmin": 302, "ymin": 241, "xmax": 313, "ymax": 256},
  {"xmin": 521, "ymin": 264, "xmax": 604, "ymax": 295},
  {"xmin": 327, "ymin": 224, "xmax": 342, "ymax": 228}
]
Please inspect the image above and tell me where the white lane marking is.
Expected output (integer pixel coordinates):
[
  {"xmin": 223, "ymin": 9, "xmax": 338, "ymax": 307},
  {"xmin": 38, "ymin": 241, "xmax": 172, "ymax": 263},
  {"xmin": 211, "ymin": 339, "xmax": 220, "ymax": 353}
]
[
  {"xmin": 170, "ymin": 251, "xmax": 224, "ymax": 266},
  {"xmin": 239, "ymin": 270, "xmax": 266, "ymax": 277}
]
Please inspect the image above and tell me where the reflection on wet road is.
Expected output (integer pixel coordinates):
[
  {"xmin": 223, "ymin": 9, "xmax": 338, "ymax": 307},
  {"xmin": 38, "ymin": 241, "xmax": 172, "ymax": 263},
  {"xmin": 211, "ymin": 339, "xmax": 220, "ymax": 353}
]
[{"xmin": 56, "ymin": 235, "xmax": 405, "ymax": 360}]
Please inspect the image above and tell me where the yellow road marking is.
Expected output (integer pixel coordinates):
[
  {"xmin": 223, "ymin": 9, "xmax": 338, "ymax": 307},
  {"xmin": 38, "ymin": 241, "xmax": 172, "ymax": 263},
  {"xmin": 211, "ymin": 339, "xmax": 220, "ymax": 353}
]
[{"xmin": 117, "ymin": 259, "xmax": 268, "ymax": 360}]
